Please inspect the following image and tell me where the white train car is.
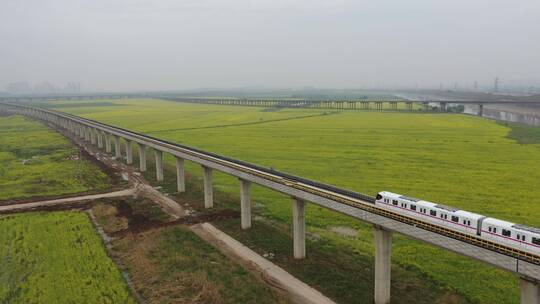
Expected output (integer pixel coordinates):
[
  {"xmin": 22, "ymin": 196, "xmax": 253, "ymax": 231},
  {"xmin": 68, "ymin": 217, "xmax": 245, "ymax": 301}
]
[
  {"xmin": 375, "ymin": 191, "xmax": 540, "ymax": 256},
  {"xmin": 481, "ymin": 218, "xmax": 540, "ymax": 254},
  {"xmin": 375, "ymin": 191, "xmax": 483, "ymax": 237}
]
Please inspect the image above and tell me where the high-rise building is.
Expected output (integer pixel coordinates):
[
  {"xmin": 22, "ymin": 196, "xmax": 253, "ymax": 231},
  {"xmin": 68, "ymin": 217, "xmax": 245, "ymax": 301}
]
[{"xmin": 34, "ymin": 82, "xmax": 59, "ymax": 94}]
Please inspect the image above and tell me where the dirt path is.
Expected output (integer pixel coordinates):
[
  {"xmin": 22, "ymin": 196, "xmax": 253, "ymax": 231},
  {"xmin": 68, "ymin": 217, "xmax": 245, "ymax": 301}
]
[
  {"xmin": 148, "ymin": 112, "xmax": 337, "ymax": 134},
  {"xmin": 0, "ymin": 189, "xmax": 136, "ymax": 214},
  {"xmin": 192, "ymin": 223, "xmax": 337, "ymax": 304}
]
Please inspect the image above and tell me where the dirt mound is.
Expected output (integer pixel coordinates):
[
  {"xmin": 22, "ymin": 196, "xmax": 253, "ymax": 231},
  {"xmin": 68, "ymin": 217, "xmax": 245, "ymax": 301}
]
[{"xmin": 110, "ymin": 200, "xmax": 240, "ymax": 237}]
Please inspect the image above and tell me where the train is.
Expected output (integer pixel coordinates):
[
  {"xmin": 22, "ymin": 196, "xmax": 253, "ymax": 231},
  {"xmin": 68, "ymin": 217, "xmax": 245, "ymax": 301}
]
[{"xmin": 375, "ymin": 191, "xmax": 540, "ymax": 256}]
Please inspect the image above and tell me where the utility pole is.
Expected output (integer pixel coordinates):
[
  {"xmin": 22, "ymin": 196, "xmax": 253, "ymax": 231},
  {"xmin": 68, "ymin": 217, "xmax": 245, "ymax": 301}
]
[{"xmin": 494, "ymin": 77, "xmax": 499, "ymax": 93}]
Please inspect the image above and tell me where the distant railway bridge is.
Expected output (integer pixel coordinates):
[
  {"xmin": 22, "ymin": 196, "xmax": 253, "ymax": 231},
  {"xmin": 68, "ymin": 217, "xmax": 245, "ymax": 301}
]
[{"xmin": 2, "ymin": 93, "xmax": 540, "ymax": 117}]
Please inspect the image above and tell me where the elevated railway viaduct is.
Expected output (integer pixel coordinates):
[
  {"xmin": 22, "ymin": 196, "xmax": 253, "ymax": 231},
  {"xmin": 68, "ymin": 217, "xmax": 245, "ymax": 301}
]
[
  {"xmin": 2, "ymin": 93, "xmax": 540, "ymax": 115},
  {"xmin": 2, "ymin": 101, "xmax": 540, "ymax": 304}
]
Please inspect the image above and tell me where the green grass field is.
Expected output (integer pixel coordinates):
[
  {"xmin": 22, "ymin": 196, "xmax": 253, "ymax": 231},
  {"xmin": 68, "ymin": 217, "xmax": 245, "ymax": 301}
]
[
  {"xmin": 57, "ymin": 98, "xmax": 540, "ymax": 303},
  {"xmin": 0, "ymin": 211, "xmax": 135, "ymax": 303},
  {"xmin": 0, "ymin": 115, "xmax": 111, "ymax": 201}
]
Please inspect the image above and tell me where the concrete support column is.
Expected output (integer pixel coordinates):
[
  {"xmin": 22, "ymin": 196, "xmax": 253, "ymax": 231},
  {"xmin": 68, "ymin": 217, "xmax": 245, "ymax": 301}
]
[
  {"xmin": 478, "ymin": 104, "xmax": 484, "ymax": 117},
  {"xmin": 202, "ymin": 165, "xmax": 213, "ymax": 208},
  {"xmin": 97, "ymin": 131, "xmax": 103, "ymax": 149},
  {"xmin": 154, "ymin": 149, "xmax": 163, "ymax": 181},
  {"xmin": 79, "ymin": 126, "xmax": 85, "ymax": 139},
  {"xmin": 105, "ymin": 133, "xmax": 111, "ymax": 153},
  {"xmin": 175, "ymin": 157, "xmax": 185, "ymax": 192},
  {"xmin": 125, "ymin": 140, "xmax": 133, "ymax": 164},
  {"xmin": 440, "ymin": 102, "xmax": 447, "ymax": 112},
  {"xmin": 85, "ymin": 127, "xmax": 90, "ymax": 141},
  {"xmin": 138, "ymin": 144, "xmax": 147, "ymax": 172},
  {"xmin": 114, "ymin": 136, "xmax": 121, "ymax": 159},
  {"xmin": 90, "ymin": 129, "xmax": 97, "ymax": 145},
  {"xmin": 520, "ymin": 279, "xmax": 539, "ymax": 304},
  {"xmin": 292, "ymin": 198, "xmax": 306, "ymax": 259},
  {"xmin": 240, "ymin": 179, "xmax": 252, "ymax": 229},
  {"xmin": 374, "ymin": 226, "xmax": 393, "ymax": 304}
]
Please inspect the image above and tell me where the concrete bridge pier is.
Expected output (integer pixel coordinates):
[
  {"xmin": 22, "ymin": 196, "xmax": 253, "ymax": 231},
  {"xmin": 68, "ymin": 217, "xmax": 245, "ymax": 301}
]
[
  {"xmin": 175, "ymin": 157, "xmax": 185, "ymax": 192},
  {"xmin": 78, "ymin": 125, "xmax": 84, "ymax": 139},
  {"xmin": 97, "ymin": 131, "xmax": 103, "ymax": 149},
  {"xmin": 478, "ymin": 104, "xmax": 484, "ymax": 117},
  {"xmin": 90, "ymin": 129, "xmax": 97, "ymax": 145},
  {"xmin": 520, "ymin": 279, "xmax": 539, "ymax": 304},
  {"xmin": 138, "ymin": 144, "xmax": 147, "ymax": 172},
  {"xmin": 440, "ymin": 102, "xmax": 447, "ymax": 112},
  {"xmin": 292, "ymin": 198, "xmax": 306, "ymax": 259},
  {"xmin": 113, "ymin": 136, "xmax": 121, "ymax": 159},
  {"xmin": 374, "ymin": 226, "xmax": 392, "ymax": 304},
  {"xmin": 202, "ymin": 165, "xmax": 213, "ymax": 208},
  {"xmin": 125, "ymin": 140, "xmax": 133, "ymax": 164},
  {"xmin": 105, "ymin": 133, "xmax": 111, "ymax": 153},
  {"xmin": 154, "ymin": 149, "xmax": 164, "ymax": 181},
  {"xmin": 406, "ymin": 102, "xmax": 413, "ymax": 111},
  {"xmin": 84, "ymin": 127, "xmax": 91, "ymax": 142},
  {"xmin": 239, "ymin": 179, "xmax": 251, "ymax": 229}
]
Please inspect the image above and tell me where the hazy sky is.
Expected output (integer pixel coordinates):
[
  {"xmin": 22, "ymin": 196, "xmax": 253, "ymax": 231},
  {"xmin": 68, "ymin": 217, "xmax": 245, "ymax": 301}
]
[{"xmin": 1, "ymin": 0, "xmax": 539, "ymax": 92}]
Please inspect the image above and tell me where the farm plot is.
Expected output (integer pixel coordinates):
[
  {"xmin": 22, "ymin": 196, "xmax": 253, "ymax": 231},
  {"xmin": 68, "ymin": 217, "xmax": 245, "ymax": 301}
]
[
  {"xmin": 0, "ymin": 211, "xmax": 135, "ymax": 303},
  {"xmin": 0, "ymin": 115, "xmax": 111, "ymax": 202}
]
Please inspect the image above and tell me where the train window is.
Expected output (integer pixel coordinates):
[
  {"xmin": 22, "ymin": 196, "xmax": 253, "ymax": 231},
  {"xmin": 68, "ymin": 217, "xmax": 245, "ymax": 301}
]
[
  {"xmin": 502, "ymin": 229, "xmax": 511, "ymax": 237},
  {"xmin": 410, "ymin": 205, "xmax": 417, "ymax": 211},
  {"xmin": 468, "ymin": 221, "xmax": 471, "ymax": 226},
  {"xmin": 516, "ymin": 234, "xmax": 521, "ymax": 240},
  {"xmin": 493, "ymin": 228, "xmax": 497, "ymax": 234},
  {"xmin": 489, "ymin": 227, "xmax": 492, "ymax": 232},
  {"xmin": 533, "ymin": 238, "xmax": 540, "ymax": 246},
  {"xmin": 377, "ymin": 194, "xmax": 383, "ymax": 200},
  {"xmin": 430, "ymin": 210, "xmax": 436, "ymax": 216},
  {"xmin": 392, "ymin": 200, "xmax": 398, "ymax": 205},
  {"xmin": 451, "ymin": 216, "xmax": 459, "ymax": 223},
  {"xmin": 522, "ymin": 235, "xmax": 526, "ymax": 241}
]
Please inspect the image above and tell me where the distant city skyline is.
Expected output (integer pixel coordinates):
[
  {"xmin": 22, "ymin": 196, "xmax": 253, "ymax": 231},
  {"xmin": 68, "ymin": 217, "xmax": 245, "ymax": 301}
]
[{"xmin": 5, "ymin": 81, "xmax": 81, "ymax": 95}]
